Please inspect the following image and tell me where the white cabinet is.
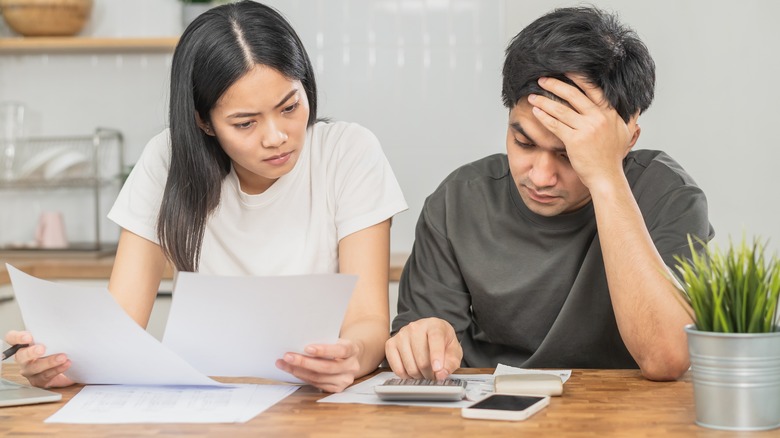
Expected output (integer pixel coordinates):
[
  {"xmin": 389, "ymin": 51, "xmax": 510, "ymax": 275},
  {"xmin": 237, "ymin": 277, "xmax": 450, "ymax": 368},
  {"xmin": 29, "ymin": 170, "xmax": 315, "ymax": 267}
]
[
  {"xmin": 0, "ymin": 284, "xmax": 24, "ymax": 342},
  {"xmin": 389, "ymin": 281, "xmax": 400, "ymax": 325}
]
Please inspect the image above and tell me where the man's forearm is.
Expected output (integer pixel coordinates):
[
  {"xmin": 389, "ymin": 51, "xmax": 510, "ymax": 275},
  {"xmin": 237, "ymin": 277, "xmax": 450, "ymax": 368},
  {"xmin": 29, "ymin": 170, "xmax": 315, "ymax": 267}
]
[{"xmin": 590, "ymin": 175, "xmax": 693, "ymax": 380}]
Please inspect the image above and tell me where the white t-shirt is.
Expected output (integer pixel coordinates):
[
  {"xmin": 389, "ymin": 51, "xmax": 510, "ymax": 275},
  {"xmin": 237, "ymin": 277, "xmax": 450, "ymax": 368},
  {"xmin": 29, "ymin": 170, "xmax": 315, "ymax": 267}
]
[{"xmin": 108, "ymin": 121, "xmax": 408, "ymax": 275}]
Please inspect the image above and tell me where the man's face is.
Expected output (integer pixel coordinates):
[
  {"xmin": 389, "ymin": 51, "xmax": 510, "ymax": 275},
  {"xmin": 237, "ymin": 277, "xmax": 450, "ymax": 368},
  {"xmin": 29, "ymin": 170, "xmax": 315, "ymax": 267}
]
[{"xmin": 505, "ymin": 97, "xmax": 592, "ymax": 216}]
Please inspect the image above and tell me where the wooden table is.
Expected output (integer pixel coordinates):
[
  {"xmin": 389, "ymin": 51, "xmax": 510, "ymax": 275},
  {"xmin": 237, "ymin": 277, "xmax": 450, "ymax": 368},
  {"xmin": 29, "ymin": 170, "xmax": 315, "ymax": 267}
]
[{"xmin": 1, "ymin": 365, "xmax": 768, "ymax": 437}]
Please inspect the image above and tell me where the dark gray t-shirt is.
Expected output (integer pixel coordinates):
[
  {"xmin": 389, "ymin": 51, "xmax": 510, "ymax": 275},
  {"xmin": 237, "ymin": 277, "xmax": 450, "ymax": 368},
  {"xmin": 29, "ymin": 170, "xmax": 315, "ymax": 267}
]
[{"xmin": 392, "ymin": 150, "xmax": 714, "ymax": 369}]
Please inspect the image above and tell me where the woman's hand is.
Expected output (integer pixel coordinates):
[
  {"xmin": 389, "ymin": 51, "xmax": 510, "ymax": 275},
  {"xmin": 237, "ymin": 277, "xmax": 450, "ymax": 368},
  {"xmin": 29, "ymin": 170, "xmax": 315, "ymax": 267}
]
[
  {"xmin": 275, "ymin": 338, "xmax": 361, "ymax": 393},
  {"xmin": 4, "ymin": 330, "xmax": 74, "ymax": 388}
]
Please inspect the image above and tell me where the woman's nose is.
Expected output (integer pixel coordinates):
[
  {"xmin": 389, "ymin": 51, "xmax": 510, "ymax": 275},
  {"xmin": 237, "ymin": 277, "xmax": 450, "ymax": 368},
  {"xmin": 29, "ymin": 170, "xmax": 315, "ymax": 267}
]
[{"xmin": 261, "ymin": 120, "xmax": 288, "ymax": 148}]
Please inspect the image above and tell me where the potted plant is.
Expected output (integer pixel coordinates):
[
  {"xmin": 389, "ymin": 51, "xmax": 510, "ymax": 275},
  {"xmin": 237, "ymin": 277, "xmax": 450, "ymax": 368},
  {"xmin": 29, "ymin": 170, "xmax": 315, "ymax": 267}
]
[{"xmin": 673, "ymin": 236, "xmax": 780, "ymax": 431}]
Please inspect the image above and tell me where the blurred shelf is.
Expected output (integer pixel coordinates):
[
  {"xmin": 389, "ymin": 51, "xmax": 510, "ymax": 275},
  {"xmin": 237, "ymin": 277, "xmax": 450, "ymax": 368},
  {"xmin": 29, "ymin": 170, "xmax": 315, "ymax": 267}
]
[
  {"xmin": 0, "ymin": 37, "xmax": 178, "ymax": 54},
  {"xmin": 0, "ymin": 177, "xmax": 118, "ymax": 190}
]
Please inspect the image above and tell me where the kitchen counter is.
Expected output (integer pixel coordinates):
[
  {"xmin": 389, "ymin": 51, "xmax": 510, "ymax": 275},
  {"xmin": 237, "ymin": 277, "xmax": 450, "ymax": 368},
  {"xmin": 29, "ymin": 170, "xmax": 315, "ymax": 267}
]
[{"xmin": 0, "ymin": 253, "xmax": 409, "ymax": 286}]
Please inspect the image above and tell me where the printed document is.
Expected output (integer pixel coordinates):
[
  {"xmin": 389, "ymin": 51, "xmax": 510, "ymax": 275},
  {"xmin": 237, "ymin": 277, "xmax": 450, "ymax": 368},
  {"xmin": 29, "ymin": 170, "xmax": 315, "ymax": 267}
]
[
  {"xmin": 44, "ymin": 384, "xmax": 298, "ymax": 424},
  {"xmin": 7, "ymin": 265, "xmax": 219, "ymax": 386},
  {"xmin": 318, "ymin": 366, "xmax": 571, "ymax": 408},
  {"xmin": 162, "ymin": 272, "xmax": 356, "ymax": 383}
]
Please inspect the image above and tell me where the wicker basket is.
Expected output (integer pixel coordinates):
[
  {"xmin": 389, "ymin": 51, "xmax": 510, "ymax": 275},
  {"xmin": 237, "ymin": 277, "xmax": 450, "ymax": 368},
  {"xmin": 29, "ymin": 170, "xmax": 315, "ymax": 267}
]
[{"xmin": 0, "ymin": 0, "xmax": 93, "ymax": 37}]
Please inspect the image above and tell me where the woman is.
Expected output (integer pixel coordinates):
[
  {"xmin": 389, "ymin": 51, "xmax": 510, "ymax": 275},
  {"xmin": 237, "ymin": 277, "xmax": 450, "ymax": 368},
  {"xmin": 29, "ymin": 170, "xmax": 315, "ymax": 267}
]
[{"xmin": 5, "ymin": 1, "xmax": 407, "ymax": 393}]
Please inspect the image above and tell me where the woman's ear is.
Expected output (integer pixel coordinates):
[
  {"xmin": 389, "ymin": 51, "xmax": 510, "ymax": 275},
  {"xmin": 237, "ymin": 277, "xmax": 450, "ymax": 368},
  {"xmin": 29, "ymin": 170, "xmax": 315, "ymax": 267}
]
[{"xmin": 195, "ymin": 112, "xmax": 215, "ymax": 136}]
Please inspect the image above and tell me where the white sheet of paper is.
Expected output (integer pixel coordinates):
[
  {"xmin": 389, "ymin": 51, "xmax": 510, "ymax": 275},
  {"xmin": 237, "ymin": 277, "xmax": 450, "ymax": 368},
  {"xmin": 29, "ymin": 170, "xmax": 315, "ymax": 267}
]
[
  {"xmin": 493, "ymin": 364, "xmax": 572, "ymax": 383},
  {"xmin": 44, "ymin": 384, "xmax": 298, "ymax": 424},
  {"xmin": 317, "ymin": 372, "xmax": 495, "ymax": 408},
  {"xmin": 162, "ymin": 272, "xmax": 356, "ymax": 382},
  {"xmin": 319, "ymin": 365, "xmax": 572, "ymax": 407},
  {"xmin": 7, "ymin": 264, "xmax": 220, "ymax": 386}
]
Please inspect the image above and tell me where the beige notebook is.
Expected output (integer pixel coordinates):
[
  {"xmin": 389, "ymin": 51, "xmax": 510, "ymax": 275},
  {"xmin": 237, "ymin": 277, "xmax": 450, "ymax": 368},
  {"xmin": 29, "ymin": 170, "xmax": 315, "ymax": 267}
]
[{"xmin": 494, "ymin": 373, "xmax": 564, "ymax": 396}]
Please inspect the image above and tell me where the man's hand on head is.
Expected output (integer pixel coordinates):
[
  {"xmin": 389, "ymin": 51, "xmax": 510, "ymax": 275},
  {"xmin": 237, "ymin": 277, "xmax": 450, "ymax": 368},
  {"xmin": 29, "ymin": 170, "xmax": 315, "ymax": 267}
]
[{"xmin": 526, "ymin": 74, "xmax": 637, "ymax": 191}]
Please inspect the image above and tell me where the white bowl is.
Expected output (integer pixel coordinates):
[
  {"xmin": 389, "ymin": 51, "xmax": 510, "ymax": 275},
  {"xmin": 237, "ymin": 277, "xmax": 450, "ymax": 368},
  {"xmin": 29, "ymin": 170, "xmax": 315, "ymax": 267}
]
[
  {"xmin": 43, "ymin": 150, "xmax": 89, "ymax": 180},
  {"xmin": 16, "ymin": 146, "xmax": 68, "ymax": 180}
]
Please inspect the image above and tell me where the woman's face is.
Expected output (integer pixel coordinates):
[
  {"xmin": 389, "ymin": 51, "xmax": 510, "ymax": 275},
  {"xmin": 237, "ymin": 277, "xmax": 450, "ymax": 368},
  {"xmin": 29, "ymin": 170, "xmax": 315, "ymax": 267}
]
[{"xmin": 204, "ymin": 64, "xmax": 310, "ymax": 194}]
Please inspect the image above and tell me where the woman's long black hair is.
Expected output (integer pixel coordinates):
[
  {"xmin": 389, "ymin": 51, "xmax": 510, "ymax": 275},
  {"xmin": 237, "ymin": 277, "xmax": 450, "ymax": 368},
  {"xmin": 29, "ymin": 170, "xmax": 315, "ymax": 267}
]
[{"xmin": 157, "ymin": 0, "xmax": 317, "ymax": 272}]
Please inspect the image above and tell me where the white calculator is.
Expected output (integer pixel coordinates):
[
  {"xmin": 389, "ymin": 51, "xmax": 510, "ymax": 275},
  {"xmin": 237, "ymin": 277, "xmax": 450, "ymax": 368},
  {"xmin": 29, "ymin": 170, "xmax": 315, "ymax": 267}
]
[{"xmin": 374, "ymin": 378, "xmax": 467, "ymax": 401}]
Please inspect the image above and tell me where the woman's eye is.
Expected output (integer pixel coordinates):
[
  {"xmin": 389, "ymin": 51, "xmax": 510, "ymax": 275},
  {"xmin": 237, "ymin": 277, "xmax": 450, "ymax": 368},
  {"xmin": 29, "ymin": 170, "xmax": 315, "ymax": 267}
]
[
  {"xmin": 283, "ymin": 101, "xmax": 299, "ymax": 114},
  {"xmin": 235, "ymin": 121, "xmax": 253, "ymax": 129}
]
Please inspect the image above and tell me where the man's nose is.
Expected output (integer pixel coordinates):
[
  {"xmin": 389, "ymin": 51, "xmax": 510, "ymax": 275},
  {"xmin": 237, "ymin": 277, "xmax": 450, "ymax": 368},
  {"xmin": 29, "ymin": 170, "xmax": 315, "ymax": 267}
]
[{"xmin": 528, "ymin": 152, "xmax": 558, "ymax": 188}]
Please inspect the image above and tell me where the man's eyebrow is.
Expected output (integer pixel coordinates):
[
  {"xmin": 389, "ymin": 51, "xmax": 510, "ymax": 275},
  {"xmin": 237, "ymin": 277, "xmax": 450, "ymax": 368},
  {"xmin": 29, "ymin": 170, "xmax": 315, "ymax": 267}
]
[
  {"xmin": 226, "ymin": 89, "xmax": 298, "ymax": 119},
  {"xmin": 509, "ymin": 122, "xmax": 567, "ymax": 153},
  {"xmin": 510, "ymin": 122, "xmax": 537, "ymax": 145}
]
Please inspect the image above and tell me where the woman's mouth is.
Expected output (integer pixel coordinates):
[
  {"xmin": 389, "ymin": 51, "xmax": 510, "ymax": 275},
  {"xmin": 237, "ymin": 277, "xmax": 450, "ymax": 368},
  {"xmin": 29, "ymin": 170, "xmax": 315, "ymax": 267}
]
[{"xmin": 264, "ymin": 151, "xmax": 293, "ymax": 166}]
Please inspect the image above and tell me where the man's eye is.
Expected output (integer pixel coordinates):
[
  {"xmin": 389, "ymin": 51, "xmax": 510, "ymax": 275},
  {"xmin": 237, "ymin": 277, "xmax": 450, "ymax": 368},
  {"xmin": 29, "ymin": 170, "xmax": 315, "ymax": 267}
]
[{"xmin": 514, "ymin": 139, "xmax": 534, "ymax": 149}]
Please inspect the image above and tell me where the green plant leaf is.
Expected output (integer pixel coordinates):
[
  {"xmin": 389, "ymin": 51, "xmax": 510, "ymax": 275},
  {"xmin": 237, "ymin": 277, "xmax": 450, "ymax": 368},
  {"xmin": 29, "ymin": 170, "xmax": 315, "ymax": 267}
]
[{"xmin": 671, "ymin": 235, "xmax": 780, "ymax": 333}]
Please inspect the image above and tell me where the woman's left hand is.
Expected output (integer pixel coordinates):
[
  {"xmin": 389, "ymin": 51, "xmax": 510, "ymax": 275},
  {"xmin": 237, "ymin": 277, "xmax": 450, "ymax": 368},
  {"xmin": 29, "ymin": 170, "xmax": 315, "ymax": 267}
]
[{"xmin": 275, "ymin": 338, "xmax": 361, "ymax": 393}]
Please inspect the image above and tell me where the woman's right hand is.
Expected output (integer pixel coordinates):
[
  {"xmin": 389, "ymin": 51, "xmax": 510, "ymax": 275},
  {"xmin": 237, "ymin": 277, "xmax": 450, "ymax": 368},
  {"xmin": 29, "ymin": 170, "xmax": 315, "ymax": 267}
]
[{"xmin": 4, "ymin": 330, "xmax": 74, "ymax": 388}]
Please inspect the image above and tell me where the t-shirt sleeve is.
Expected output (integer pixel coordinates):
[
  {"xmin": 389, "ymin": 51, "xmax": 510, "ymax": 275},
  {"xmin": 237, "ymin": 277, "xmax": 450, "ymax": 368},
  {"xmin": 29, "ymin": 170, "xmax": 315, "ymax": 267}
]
[
  {"xmin": 392, "ymin": 191, "xmax": 473, "ymax": 338},
  {"xmin": 329, "ymin": 124, "xmax": 408, "ymax": 240},
  {"xmin": 106, "ymin": 130, "xmax": 171, "ymax": 244},
  {"xmin": 647, "ymin": 184, "xmax": 714, "ymax": 269}
]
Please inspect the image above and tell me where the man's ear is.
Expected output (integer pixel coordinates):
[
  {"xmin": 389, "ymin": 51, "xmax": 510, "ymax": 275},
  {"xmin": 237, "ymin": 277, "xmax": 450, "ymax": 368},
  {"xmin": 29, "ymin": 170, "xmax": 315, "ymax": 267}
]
[
  {"xmin": 195, "ymin": 112, "xmax": 215, "ymax": 136},
  {"xmin": 625, "ymin": 113, "xmax": 641, "ymax": 154},
  {"xmin": 628, "ymin": 124, "xmax": 641, "ymax": 149}
]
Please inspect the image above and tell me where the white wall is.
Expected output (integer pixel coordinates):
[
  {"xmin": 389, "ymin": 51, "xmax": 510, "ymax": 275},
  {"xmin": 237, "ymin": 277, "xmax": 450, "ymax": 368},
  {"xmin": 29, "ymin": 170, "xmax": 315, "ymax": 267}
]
[{"xmin": 1, "ymin": 0, "xmax": 779, "ymax": 255}]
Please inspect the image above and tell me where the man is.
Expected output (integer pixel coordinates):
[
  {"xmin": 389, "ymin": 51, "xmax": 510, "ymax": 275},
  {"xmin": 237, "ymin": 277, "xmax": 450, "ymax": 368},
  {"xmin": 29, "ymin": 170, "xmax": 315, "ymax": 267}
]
[{"xmin": 386, "ymin": 6, "xmax": 713, "ymax": 382}]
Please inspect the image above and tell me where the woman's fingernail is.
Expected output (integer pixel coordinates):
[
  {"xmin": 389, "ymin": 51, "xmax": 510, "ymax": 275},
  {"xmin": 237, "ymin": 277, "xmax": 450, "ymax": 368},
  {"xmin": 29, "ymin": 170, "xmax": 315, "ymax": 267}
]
[
  {"xmin": 56, "ymin": 354, "xmax": 66, "ymax": 364},
  {"xmin": 433, "ymin": 360, "xmax": 442, "ymax": 371},
  {"xmin": 538, "ymin": 77, "xmax": 547, "ymax": 84},
  {"xmin": 34, "ymin": 345, "xmax": 44, "ymax": 355},
  {"xmin": 305, "ymin": 346, "xmax": 316, "ymax": 355},
  {"xmin": 528, "ymin": 94, "xmax": 537, "ymax": 102},
  {"xmin": 284, "ymin": 353, "xmax": 295, "ymax": 363}
]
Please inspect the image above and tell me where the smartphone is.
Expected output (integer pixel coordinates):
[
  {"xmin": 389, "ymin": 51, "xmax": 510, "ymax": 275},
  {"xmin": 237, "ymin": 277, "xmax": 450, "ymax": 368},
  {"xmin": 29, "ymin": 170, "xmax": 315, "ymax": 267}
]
[
  {"xmin": 374, "ymin": 378, "xmax": 467, "ymax": 401},
  {"xmin": 461, "ymin": 394, "xmax": 549, "ymax": 421}
]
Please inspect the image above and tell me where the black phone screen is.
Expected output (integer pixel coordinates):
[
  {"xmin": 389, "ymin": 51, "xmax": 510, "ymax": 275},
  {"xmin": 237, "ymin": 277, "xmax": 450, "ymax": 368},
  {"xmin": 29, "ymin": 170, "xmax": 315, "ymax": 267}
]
[{"xmin": 468, "ymin": 394, "xmax": 545, "ymax": 411}]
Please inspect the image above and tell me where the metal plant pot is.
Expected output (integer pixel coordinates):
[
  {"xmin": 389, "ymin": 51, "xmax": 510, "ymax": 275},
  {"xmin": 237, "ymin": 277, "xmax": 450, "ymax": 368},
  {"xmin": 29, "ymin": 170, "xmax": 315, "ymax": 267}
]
[{"xmin": 685, "ymin": 324, "xmax": 780, "ymax": 431}]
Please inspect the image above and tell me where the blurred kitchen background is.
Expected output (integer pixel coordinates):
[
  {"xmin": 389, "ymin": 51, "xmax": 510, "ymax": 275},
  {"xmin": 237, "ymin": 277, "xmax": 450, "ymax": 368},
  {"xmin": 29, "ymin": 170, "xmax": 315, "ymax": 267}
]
[{"xmin": 1, "ymin": 0, "xmax": 779, "ymax": 256}]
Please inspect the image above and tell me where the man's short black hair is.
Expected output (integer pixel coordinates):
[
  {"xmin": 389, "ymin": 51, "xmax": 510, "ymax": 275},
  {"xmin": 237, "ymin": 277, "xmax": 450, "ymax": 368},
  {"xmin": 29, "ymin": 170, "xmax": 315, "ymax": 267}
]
[{"xmin": 501, "ymin": 6, "xmax": 655, "ymax": 122}]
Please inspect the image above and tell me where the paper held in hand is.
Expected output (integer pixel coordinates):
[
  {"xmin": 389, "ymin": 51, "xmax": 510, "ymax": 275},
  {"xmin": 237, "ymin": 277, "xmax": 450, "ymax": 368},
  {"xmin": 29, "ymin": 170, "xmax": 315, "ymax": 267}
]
[{"xmin": 6, "ymin": 264, "xmax": 355, "ymax": 385}]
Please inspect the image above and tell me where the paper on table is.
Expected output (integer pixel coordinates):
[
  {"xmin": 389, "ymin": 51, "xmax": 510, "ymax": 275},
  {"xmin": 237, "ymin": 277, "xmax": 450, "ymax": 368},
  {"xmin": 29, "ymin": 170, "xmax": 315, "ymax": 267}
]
[
  {"xmin": 162, "ymin": 272, "xmax": 356, "ymax": 383},
  {"xmin": 44, "ymin": 384, "xmax": 298, "ymax": 424},
  {"xmin": 317, "ymin": 372, "xmax": 495, "ymax": 408},
  {"xmin": 7, "ymin": 264, "xmax": 220, "ymax": 386},
  {"xmin": 319, "ymin": 364, "xmax": 572, "ymax": 408},
  {"xmin": 493, "ymin": 364, "xmax": 572, "ymax": 383}
]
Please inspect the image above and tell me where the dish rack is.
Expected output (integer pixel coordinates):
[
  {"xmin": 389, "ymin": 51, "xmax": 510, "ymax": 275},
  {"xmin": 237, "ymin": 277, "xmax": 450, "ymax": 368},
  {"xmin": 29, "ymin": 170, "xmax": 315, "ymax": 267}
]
[{"xmin": 0, "ymin": 128, "xmax": 124, "ymax": 256}]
